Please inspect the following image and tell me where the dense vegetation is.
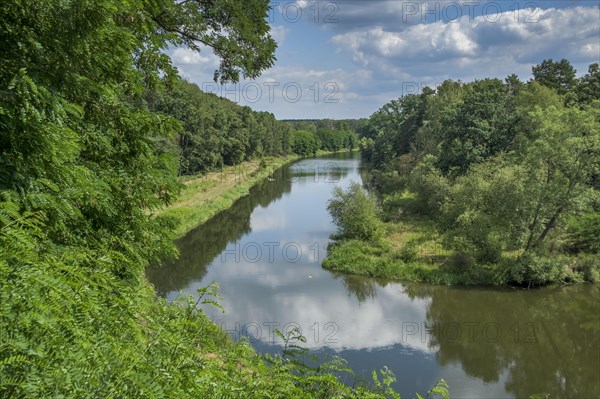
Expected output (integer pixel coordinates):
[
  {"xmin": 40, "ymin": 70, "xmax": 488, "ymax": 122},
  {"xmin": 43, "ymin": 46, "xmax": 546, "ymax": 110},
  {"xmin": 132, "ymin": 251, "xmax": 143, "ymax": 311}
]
[
  {"xmin": 288, "ymin": 120, "xmax": 359, "ymax": 156},
  {"xmin": 0, "ymin": 1, "xmax": 441, "ymax": 397},
  {"xmin": 326, "ymin": 59, "xmax": 600, "ymax": 287},
  {"xmin": 148, "ymin": 79, "xmax": 293, "ymax": 176}
]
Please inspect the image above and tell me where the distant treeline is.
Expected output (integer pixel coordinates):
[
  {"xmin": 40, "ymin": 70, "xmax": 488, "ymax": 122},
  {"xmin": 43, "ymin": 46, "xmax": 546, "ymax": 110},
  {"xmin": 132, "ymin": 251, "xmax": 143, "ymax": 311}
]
[{"xmin": 284, "ymin": 119, "xmax": 363, "ymax": 156}]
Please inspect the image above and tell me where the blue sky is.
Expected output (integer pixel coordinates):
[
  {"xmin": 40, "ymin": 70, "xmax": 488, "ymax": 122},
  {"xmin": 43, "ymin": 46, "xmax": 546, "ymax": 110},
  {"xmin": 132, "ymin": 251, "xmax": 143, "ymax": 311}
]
[{"xmin": 170, "ymin": 0, "xmax": 600, "ymax": 119}]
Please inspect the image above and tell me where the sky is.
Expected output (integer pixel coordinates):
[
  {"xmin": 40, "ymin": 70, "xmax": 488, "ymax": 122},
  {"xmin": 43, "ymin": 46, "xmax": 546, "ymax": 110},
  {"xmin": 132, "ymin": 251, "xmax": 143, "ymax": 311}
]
[{"xmin": 169, "ymin": 0, "xmax": 600, "ymax": 120}]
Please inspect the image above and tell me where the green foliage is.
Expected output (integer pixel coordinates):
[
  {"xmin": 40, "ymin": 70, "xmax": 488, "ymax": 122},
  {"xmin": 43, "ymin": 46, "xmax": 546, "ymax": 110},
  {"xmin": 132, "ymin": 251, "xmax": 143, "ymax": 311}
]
[
  {"xmin": 570, "ymin": 63, "xmax": 600, "ymax": 104},
  {"xmin": 291, "ymin": 130, "xmax": 321, "ymax": 156},
  {"xmin": 151, "ymin": 0, "xmax": 277, "ymax": 83},
  {"xmin": 274, "ymin": 327, "xmax": 309, "ymax": 364},
  {"xmin": 509, "ymin": 253, "xmax": 566, "ymax": 287},
  {"xmin": 437, "ymin": 79, "xmax": 516, "ymax": 174},
  {"xmin": 285, "ymin": 120, "xmax": 360, "ymax": 154},
  {"xmin": 565, "ymin": 213, "xmax": 600, "ymax": 253},
  {"xmin": 372, "ymin": 171, "xmax": 407, "ymax": 198},
  {"xmin": 511, "ymin": 81, "xmax": 563, "ymax": 151},
  {"xmin": 1, "ymin": 201, "xmax": 424, "ymax": 398},
  {"xmin": 0, "ymin": 0, "xmax": 426, "ymax": 396},
  {"xmin": 439, "ymin": 157, "xmax": 526, "ymax": 262},
  {"xmin": 360, "ymin": 92, "xmax": 432, "ymax": 169},
  {"xmin": 398, "ymin": 240, "xmax": 419, "ymax": 263},
  {"xmin": 571, "ymin": 254, "xmax": 600, "ymax": 283},
  {"xmin": 327, "ymin": 182, "xmax": 385, "ymax": 243},
  {"xmin": 520, "ymin": 105, "xmax": 600, "ymax": 250},
  {"xmin": 417, "ymin": 379, "xmax": 449, "ymax": 399},
  {"xmin": 352, "ymin": 60, "xmax": 600, "ymax": 287},
  {"xmin": 323, "ymin": 238, "xmax": 500, "ymax": 286},
  {"xmin": 407, "ymin": 155, "xmax": 450, "ymax": 216},
  {"xmin": 1, "ymin": 0, "xmax": 184, "ymax": 272},
  {"xmin": 323, "ymin": 239, "xmax": 389, "ymax": 277},
  {"xmin": 148, "ymin": 79, "xmax": 292, "ymax": 176},
  {"xmin": 316, "ymin": 128, "xmax": 358, "ymax": 152},
  {"xmin": 532, "ymin": 58, "xmax": 577, "ymax": 95}
]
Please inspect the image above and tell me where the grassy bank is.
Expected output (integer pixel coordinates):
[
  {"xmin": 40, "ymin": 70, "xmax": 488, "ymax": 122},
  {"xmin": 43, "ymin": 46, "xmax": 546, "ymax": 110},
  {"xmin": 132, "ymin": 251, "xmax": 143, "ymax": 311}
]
[
  {"xmin": 157, "ymin": 156, "xmax": 299, "ymax": 238},
  {"xmin": 323, "ymin": 216, "xmax": 599, "ymax": 286},
  {"xmin": 323, "ymin": 216, "xmax": 508, "ymax": 285}
]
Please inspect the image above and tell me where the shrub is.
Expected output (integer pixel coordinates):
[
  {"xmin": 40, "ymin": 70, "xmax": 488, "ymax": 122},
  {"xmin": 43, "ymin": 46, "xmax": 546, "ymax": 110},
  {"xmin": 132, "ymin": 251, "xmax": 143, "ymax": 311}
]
[
  {"xmin": 474, "ymin": 237, "xmax": 503, "ymax": 264},
  {"xmin": 445, "ymin": 252, "xmax": 475, "ymax": 272},
  {"xmin": 327, "ymin": 182, "xmax": 385, "ymax": 243},
  {"xmin": 571, "ymin": 254, "xmax": 600, "ymax": 282},
  {"xmin": 509, "ymin": 252, "xmax": 564, "ymax": 287},
  {"xmin": 372, "ymin": 170, "xmax": 407, "ymax": 195},
  {"xmin": 407, "ymin": 156, "xmax": 450, "ymax": 216}
]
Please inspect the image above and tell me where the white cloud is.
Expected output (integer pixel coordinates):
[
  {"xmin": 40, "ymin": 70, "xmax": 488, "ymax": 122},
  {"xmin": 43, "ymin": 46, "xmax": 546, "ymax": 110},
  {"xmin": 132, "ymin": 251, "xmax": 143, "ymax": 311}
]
[
  {"xmin": 171, "ymin": 47, "xmax": 218, "ymax": 66},
  {"xmin": 331, "ymin": 6, "xmax": 600, "ymax": 82}
]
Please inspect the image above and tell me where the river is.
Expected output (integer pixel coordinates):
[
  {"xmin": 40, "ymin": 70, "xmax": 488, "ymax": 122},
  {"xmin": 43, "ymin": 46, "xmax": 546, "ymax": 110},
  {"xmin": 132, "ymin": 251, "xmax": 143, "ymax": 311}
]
[{"xmin": 147, "ymin": 152, "xmax": 600, "ymax": 398}]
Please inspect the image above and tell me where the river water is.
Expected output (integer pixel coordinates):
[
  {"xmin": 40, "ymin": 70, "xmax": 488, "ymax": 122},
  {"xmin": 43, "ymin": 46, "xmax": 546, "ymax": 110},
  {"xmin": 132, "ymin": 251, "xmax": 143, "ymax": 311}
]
[{"xmin": 147, "ymin": 152, "xmax": 600, "ymax": 398}]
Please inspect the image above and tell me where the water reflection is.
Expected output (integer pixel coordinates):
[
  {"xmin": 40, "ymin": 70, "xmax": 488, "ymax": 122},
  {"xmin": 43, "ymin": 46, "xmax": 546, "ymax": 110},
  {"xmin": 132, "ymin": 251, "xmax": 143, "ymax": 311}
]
[
  {"xmin": 333, "ymin": 272, "xmax": 378, "ymax": 304},
  {"xmin": 147, "ymin": 152, "xmax": 600, "ymax": 399},
  {"xmin": 407, "ymin": 284, "xmax": 600, "ymax": 399}
]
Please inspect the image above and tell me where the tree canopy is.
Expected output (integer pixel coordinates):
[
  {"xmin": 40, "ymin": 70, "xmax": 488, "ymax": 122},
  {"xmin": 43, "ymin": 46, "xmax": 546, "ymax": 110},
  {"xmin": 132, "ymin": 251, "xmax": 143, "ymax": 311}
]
[{"xmin": 358, "ymin": 58, "xmax": 600, "ymax": 285}]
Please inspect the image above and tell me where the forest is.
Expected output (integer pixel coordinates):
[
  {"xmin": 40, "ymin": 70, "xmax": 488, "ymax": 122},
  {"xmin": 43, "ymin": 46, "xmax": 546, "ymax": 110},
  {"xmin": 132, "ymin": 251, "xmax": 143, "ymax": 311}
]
[
  {"xmin": 146, "ymin": 80, "xmax": 358, "ymax": 176},
  {"xmin": 325, "ymin": 59, "xmax": 600, "ymax": 286}
]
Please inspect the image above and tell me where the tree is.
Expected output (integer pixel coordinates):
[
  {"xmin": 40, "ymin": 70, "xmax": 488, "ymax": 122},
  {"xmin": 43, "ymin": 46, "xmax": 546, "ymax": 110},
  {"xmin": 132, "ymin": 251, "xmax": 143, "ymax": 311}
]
[
  {"xmin": 532, "ymin": 58, "xmax": 576, "ymax": 95},
  {"xmin": 438, "ymin": 79, "xmax": 516, "ymax": 175},
  {"xmin": 0, "ymin": 0, "xmax": 279, "ymax": 395},
  {"xmin": 511, "ymin": 81, "xmax": 563, "ymax": 153},
  {"xmin": 147, "ymin": 79, "xmax": 292, "ymax": 175},
  {"xmin": 327, "ymin": 182, "xmax": 384, "ymax": 243},
  {"xmin": 414, "ymin": 80, "xmax": 465, "ymax": 157},
  {"xmin": 505, "ymin": 73, "xmax": 524, "ymax": 96},
  {"xmin": 291, "ymin": 130, "xmax": 321, "ymax": 156},
  {"xmin": 440, "ymin": 104, "xmax": 600, "ymax": 262},
  {"xmin": 0, "ymin": 0, "xmax": 278, "ymax": 264},
  {"xmin": 362, "ymin": 92, "xmax": 431, "ymax": 170},
  {"xmin": 520, "ymin": 105, "xmax": 600, "ymax": 250},
  {"xmin": 440, "ymin": 156, "xmax": 527, "ymax": 263},
  {"xmin": 152, "ymin": 0, "xmax": 277, "ymax": 83},
  {"xmin": 572, "ymin": 63, "xmax": 600, "ymax": 104}
]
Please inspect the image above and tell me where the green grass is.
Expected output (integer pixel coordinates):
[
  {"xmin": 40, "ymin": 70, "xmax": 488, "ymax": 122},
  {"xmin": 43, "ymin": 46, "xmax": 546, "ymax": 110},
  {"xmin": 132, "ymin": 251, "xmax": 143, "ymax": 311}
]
[
  {"xmin": 323, "ymin": 214, "xmax": 598, "ymax": 286},
  {"xmin": 323, "ymin": 238, "xmax": 521, "ymax": 285},
  {"xmin": 323, "ymin": 214, "xmax": 516, "ymax": 286}
]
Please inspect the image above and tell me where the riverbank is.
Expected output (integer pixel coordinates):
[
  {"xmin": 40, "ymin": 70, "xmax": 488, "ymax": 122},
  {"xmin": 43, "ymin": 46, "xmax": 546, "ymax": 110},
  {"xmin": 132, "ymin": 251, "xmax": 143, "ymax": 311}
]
[
  {"xmin": 157, "ymin": 156, "xmax": 298, "ymax": 238},
  {"xmin": 323, "ymin": 214, "xmax": 600, "ymax": 286}
]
